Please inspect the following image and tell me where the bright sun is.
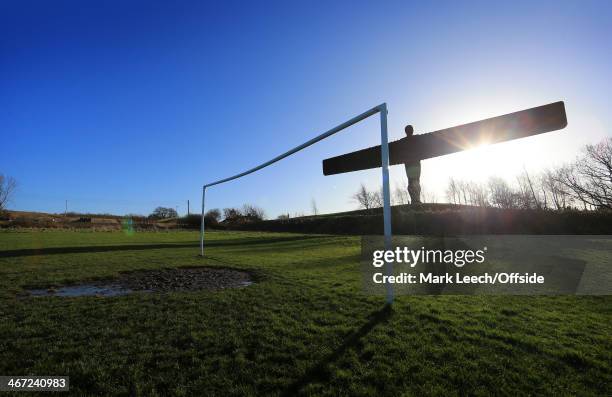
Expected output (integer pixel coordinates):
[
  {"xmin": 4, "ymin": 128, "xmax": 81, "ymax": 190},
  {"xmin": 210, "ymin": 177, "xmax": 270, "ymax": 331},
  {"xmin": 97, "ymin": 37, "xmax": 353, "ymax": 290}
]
[{"xmin": 424, "ymin": 100, "xmax": 550, "ymax": 182}]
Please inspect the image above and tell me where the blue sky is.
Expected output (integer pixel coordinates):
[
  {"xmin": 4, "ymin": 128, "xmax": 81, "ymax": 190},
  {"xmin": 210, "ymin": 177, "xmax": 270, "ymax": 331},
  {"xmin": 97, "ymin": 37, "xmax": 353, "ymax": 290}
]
[{"xmin": 2, "ymin": 0, "xmax": 611, "ymax": 217}]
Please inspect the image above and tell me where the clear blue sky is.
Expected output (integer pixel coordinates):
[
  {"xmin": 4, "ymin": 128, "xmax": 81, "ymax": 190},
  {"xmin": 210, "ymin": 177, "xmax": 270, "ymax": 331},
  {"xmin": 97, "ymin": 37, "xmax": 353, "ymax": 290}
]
[{"xmin": 2, "ymin": 0, "xmax": 611, "ymax": 217}]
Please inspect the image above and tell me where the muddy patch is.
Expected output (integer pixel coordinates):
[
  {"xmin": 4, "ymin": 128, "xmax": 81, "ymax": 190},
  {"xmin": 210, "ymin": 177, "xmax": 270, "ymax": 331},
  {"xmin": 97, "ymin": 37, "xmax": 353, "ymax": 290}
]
[{"xmin": 26, "ymin": 267, "xmax": 253, "ymax": 297}]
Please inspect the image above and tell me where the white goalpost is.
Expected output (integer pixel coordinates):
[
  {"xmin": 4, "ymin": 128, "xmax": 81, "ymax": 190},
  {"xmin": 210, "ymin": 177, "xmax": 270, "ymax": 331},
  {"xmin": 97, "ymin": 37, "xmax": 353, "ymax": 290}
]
[{"xmin": 200, "ymin": 103, "xmax": 395, "ymax": 303}]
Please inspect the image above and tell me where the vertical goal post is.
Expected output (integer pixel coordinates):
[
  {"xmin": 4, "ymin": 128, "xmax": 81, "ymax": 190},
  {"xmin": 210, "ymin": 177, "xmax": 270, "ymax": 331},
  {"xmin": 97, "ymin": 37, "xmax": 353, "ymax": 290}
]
[{"xmin": 200, "ymin": 103, "xmax": 396, "ymax": 303}]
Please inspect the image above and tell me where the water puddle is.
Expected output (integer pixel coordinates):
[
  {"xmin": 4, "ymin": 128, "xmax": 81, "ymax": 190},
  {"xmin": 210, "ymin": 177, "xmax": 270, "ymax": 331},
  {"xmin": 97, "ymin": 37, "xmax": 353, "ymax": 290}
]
[
  {"xmin": 28, "ymin": 284, "xmax": 136, "ymax": 297},
  {"xmin": 24, "ymin": 267, "xmax": 255, "ymax": 298}
]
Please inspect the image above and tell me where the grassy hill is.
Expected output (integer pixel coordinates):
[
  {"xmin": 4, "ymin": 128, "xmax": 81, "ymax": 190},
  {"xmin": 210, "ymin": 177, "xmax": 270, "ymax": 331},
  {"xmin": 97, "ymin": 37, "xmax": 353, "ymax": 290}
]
[
  {"xmin": 0, "ymin": 210, "xmax": 181, "ymax": 231},
  {"xmin": 5, "ymin": 204, "xmax": 612, "ymax": 235},
  {"xmin": 229, "ymin": 204, "xmax": 612, "ymax": 235}
]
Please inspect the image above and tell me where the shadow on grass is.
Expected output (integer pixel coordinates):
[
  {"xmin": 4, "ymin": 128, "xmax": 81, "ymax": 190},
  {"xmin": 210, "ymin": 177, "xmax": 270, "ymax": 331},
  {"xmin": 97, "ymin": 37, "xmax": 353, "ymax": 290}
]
[
  {"xmin": 0, "ymin": 235, "xmax": 323, "ymax": 258},
  {"xmin": 282, "ymin": 305, "xmax": 393, "ymax": 396}
]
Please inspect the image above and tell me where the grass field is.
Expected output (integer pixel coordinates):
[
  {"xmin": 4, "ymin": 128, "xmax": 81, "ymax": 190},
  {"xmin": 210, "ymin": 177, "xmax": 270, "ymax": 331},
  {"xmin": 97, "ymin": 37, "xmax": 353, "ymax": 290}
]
[{"xmin": 0, "ymin": 230, "xmax": 610, "ymax": 396}]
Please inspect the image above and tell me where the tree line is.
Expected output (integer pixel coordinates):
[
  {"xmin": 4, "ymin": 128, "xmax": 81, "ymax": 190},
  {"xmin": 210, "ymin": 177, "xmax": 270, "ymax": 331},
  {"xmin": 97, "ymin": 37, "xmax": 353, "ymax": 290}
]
[
  {"xmin": 352, "ymin": 137, "xmax": 612, "ymax": 211},
  {"xmin": 203, "ymin": 204, "xmax": 266, "ymax": 226},
  {"xmin": 446, "ymin": 137, "xmax": 611, "ymax": 210}
]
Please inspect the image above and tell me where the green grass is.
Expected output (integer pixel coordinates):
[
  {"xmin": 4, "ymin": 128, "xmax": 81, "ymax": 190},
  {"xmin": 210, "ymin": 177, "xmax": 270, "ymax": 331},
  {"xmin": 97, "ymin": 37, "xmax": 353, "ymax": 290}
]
[{"xmin": 0, "ymin": 230, "xmax": 610, "ymax": 396}]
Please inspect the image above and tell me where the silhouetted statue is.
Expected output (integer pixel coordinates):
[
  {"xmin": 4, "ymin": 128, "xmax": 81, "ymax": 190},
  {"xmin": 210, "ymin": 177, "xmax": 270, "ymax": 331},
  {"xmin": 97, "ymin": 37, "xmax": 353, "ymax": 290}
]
[{"xmin": 404, "ymin": 125, "xmax": 421, "ymax": 204}]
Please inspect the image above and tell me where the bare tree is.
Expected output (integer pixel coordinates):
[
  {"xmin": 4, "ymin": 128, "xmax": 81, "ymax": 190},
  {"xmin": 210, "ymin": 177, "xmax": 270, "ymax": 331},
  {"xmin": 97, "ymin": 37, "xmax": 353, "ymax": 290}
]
[
  {"xmin": 466, "ymin": 181, "xmax": 489, "ymax": 207},
  {"xmin": 447, "ymin": 178, "xmax": 487, "ymax": 206},
  {"xmin": 393, "ymin": 184, "xmax": 410, "ymax": 205},
  {"xmin": 242, "ymin": 204, "xmax": 266, "ymax": 220},
  {"xmin": 223, "ymin": 207, "xmax": 243, "ymax": 222},
  {"xmin": 352, "ymin": 183, "xmax": 375, "ymax": 210},
  {"xmin": 458, "ymin": 180, "xmax": 470, "ymax": 204},
  {"xmin": 555, "ymin": 138, "xmax": 612, "ymax": 209},
  {"xmin": 516, "ymin": 168, "xmax": 541, "ymax": 209},
  {"xmin": 220, "ymin": 205, "xmax": 265, "ymax": 223},
  {"xmin": 488, "ymin": 176, "xmax": 519, "ymax": 209},
  {"xmin": 149, "ymin": 206, "xmax": 177, "ymax": 219},
  {"xmin": 204, "ymin": 209, "xmax": 221, "ymax": 225},
  {"xmin": 525, "ymin": 168, "xmax": 541, "ymax": 208},
  {"xmin": 371, "ymin": 188, "xmax": 384, "ymax": 208},
  {"xmin": 0, "ymin": 174, "xmax": 17, "ymax": 212},
  {"xmin": 420, "ymin": 184, "xmax": 438, "ymax": 204},
  {"xmin": 446, "ymin": 177, "xmax": 460, "ymax": 204},
  {"xmin": 540, "ymin": 168, "xmax": 571, "ymax": 210},
  {"xmin": 310, "ymin": 198, "xmax": 318, "ymax": 216}
]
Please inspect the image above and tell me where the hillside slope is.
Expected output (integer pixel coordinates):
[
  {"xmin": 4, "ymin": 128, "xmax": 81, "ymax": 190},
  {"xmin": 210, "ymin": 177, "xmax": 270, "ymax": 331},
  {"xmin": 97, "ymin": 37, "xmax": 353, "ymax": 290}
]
[{"xmin": 229, "ymin": 204, "xmax": 612, "ymax": 235}]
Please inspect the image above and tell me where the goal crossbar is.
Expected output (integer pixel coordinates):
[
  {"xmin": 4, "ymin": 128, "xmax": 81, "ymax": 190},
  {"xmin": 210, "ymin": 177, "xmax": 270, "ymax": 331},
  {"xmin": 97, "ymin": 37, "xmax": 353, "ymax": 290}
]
[{"xmin": 200, "ymin": 102, "xmax": 395, "ymax": 303}]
